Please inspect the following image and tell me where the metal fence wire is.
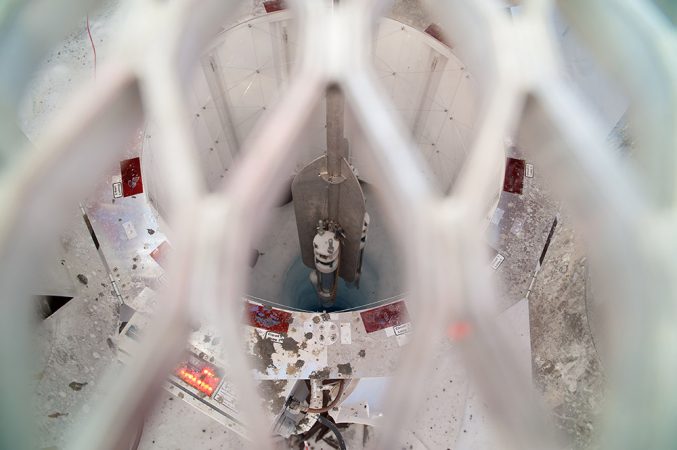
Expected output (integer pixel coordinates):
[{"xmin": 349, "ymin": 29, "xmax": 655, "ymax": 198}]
[{"xmin": 0, "ymin": 0, "xmax": 675, "ymax": 449}]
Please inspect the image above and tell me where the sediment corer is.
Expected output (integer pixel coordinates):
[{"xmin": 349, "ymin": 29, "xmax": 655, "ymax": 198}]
[
  {"xmin": 313, "ymin": 229, "xmax": 340, "ymax": 274},
  {"xmin": 310, "ymin": 225, "xmax": 340, "ymax": 303}
]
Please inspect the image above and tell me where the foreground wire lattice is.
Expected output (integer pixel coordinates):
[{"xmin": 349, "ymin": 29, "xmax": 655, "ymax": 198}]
[{"xmin": 0, "ymin": 0, "xmax": 675, "ymax": 449}]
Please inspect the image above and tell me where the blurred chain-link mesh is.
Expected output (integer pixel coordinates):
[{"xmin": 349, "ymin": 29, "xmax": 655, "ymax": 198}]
[{"xmin": 0, "ymin": 0, "xmax": 675, "ymax": 449}]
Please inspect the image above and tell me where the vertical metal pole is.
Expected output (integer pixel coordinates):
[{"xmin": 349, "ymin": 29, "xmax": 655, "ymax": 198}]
[{"xmin": 325, "ymin": 84, "xmax": 345, "ymax": 220}]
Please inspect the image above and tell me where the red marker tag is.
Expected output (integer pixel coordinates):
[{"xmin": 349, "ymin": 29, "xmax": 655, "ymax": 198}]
[
  {"xmin": 263, "ymin": 0, "xmax": 285, "ymax": 12},
  {"xmin": 246, "ymin": 302, "xmax": 292, "ymax": 334},
  {"xmin": 360, "ymin": 300, "xmax": 410, "ymax": 333},
  {"xmin": 424, "ymin": 24, "xmax": 450, "ymax": 47},
  {"xmin": 120, "ymin": 157, "xmax": 143, "ymax": 197},
  {"xmin": 503, "ymin": 157, "xmax": 525, "ymax": 195}
]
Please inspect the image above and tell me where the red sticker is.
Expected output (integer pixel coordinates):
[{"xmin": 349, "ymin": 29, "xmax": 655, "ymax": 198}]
[
  {"xmin": 246, "ymin": 302, "xmax": 292, "ymax": 334},
  {"xmin": 424, "ymin": 24, "xmax": 450, "ymax": 47},
  {"xmin": 150, "ymin": 241, "xmax": 172, "ymax": 269},
  {"xmin": 360, "ymin": 300, "xmax": 410, "ymax": 333},
  {"xmin": 120, "ymin": 157, "xmax": 143, "ymax": 197},
  {"xmin": 263, "ymin": 0, "xmax": 285, "ymax": 12},
  {"xmin": 503, "ymin": 157, "xmax": 525, "ymax": 195}
]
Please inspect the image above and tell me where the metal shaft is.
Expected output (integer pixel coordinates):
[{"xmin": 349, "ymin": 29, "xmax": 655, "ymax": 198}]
[{"xmin": 325, "ymin": 85, "xmax": 345, "ymax": 220}]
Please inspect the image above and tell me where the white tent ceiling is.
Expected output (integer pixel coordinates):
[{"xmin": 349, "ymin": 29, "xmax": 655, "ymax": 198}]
[{"xmin": 145, "ymin": 13, "xmax": 478, "ymax": 195}]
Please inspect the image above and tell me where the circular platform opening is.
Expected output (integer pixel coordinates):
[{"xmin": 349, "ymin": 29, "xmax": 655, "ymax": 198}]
[{"xmin": 247, "ymin": 184, "xmax": 404, "ymax": 313}]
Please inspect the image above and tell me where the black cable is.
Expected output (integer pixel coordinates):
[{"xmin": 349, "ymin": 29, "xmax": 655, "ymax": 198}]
[{"xmin": 316, "ymin": 415, "xmax": 347, "ymax": 450}]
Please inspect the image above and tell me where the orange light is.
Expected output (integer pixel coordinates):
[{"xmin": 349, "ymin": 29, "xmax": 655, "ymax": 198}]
[
  {"xmin": 447, "ymin": 321, "xmax": 472, "ymax": 341},
  {"xmin": 174, "ymin": 362, "xmax": 220, "ymax": 397}
]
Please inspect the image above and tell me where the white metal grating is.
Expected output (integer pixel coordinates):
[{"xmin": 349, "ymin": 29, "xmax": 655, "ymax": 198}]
[{"xmin": 0, "ymin": 0, "xmax": 675, "ymax": 449}]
